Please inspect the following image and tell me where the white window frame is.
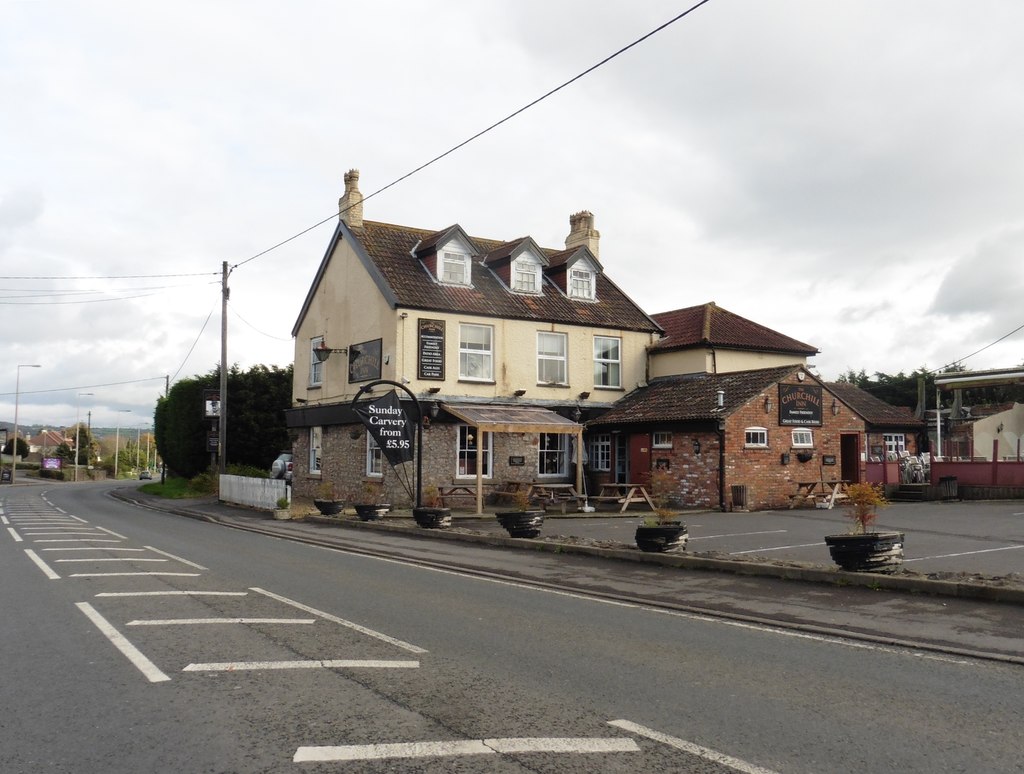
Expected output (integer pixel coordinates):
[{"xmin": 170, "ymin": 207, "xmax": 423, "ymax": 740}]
[
  {"xmin": 537, "ymin": 331, "xmax": 568, "ymax": 384},
  {"xmin": 440, "ymin": 250, "xmax": 471, "ymax": 285},
  {"xmin": 459, "ymin": 323, "xmax": 493, "ymax": 381},
  {"xmin": 309, "ymin": 426, "xmax": 322, "ymax": 474},
  {"xmin": 883, "ymin": 433, "xmax": 906, "ymax": 455},
  {"xmin": 589, "ymin": 433, "xmax": 611, "ymax": 472},
  {"xmin": 512, "ymin": 255, "xmax": 541, "ymax": 294},
  {"xmin": 652, "ymin": 431, "xmax": 673, "ymax": 449},
  {"xmin": 593, "ymin": 336, "xmax": 621, "ymax": 388},
  {"xmin": 366, "ymin": 435, "xmax": 383, "ymax": 477},
  {"xmin": 569, "ymin": 267, "xmax": 595, "ymax": 300},
  {"xmin": 456, "ymin": 425, "xmax": 492, "ymax": 479},
  {"xmin": 744, "ymin": 427, "xmax": 769, "ymax": 448},
  {"xmin": 791, "ymin": 429, "xmax": 814, "ymax": 448},
  {"xmin": 537, "ymin": 433, "xmax": 569, "ymax": 477},
  {"xmin": 309, "ymin": 336, "xmax": 324, "ymax": 386}
]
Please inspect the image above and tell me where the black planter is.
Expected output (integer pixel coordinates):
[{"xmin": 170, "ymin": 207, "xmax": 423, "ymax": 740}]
[
  {"xmin": 412, "ymin": 506, "xmax": 452, "ymax": 529},
  {"xmin": 354, "ymin": 503, "xmax": 389, "ymax": 521},
  {"xmin": 635, "ymin": 521, "xmax": 688, "ymax": 553},
  {"xmin": 825, "ymin": 531, "xmax": 904, "ymax": 573},
  {"xmin": 313, "ymin": 499, "xmax": 344, "ymax": 516},
  {"xmin": 495, "ymin": 510, "xmax": 545, "ymax": 538}
]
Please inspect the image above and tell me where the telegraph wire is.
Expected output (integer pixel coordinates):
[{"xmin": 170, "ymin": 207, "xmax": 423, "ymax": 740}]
[
  {"xmin": 230, "ymin": 0, "xmax": 715, "ymax": 271},
  {"xmin": 228, "ymin": 303, "xmax": 293, "ymax": 342},
  {"xmin": 0, "ymin": 375, "xmax": 167, "ymax": 399},
  {"xmin": 931, "ymin": 320, "xmax": 1024, "ymax": 374}
]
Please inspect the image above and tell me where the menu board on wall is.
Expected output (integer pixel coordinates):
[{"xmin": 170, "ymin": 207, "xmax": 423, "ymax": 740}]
[
  {"xmin": 779, "ymin": 383, "xmax": 823, "ymax": 426},
  {"xmin": 418, "ymin": 319, "xmax": 445, "ymax": 380}
]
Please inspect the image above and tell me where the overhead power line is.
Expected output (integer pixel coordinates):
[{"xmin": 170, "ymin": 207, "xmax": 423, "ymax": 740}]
[{"xmin": 231, "ymin": 0, "xmax": 715, "ymax": 271}]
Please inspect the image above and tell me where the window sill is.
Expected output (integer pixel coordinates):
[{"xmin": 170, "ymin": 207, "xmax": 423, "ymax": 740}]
[
  {"xmin": 535, "ymin": 382, "xmax": 571, "ymax": 389},
  {"xmin": 592, "ymin": 385, "xmax": 625, "ymax": 392},
  {"xmin": 457, "ymin": 379, "xmax": 496, "ymax": 385}
]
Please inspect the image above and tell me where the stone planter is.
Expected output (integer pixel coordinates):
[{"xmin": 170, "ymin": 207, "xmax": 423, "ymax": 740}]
[
  {"xmin": 824, "ymin": 531, "xmax": 904, "ymax": 573},
  {"xmin": 313, "ymin": 499, "xmax": 344, "ymax": 516},
  {"xmin": 354, "ymin": 503, "xmax": 389, "ymax": 521},
  {"xmin": 273, "ymin": 508, "xmax": 291, "ymax": 520},
  {"xmin": 412, "ymin": 506, "xmax": 452, "ymax": 529},
  {"xmin": 495, "ymin": 510, "xmax": 545, "ymax": 538},
  {"xmin": 634, "ymin": 521, "xmax": 688, "ymax": 553}
]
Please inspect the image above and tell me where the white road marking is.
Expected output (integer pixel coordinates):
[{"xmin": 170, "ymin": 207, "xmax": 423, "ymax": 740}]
[
  {"xmin": 608, "ymin": 720, "xmax": 778, "ymax": 774},
  {"xmin": 730, "ymin": 542, "xmax": 822, "ymax": 554},
  {"xmin": 96, "ymin": 591, "xmax": 248, "ymax": 597},
  {"xmin": 32, "ymin": 538, "xmax": 122, "ymax": 543},
  {"xmin": 690, "ymin": 530, "xmax": 788, "ymax": 541},
  {"xmin": 251, "ymin": 587, "xmax": 428, "ymax": 654},
  {"xmin": 144, "ymin": 546, "xmax": 207, "ymax": 569},
  {"xmin": 904, "ymin": 544, "xmax": 1024, "ymax": 562},
  {"xmin": 96, "ymin": 526, "xmax": 129, "ymax": 539},
  {"xmin": 68, "ymin": 572, "xmax": 201, "ymax": 578},
  {"xmin": 294, "ymin": 737, "xmax": 638, "ymax": 762},
  {"xmin": 24, "ymin": 532, "xmax": 103, "ymax": 537},
  {"xmin": 184, "ymin": 659, "xmax": 420, "ymax": 672},
  {"xmin": 0, "ymin": 515, "xmax": 8, "ymax": 525},
  {"xmin": 76, "ymin": 602, "xmax": 170, "ymax": 683},
  {"xmin": 55, "ymin": 558, "xmax": 168, "ymax": 563},
  {"xmin": 8, "ymin": 527, "xmax": 22, "ymax": 542},
  {"xmin": 42, "ymin": 547, "xmax": 145, "ymax": 552},
  {"xmin": 24, "ymin": 549, "xmax": 60, "ymax": 579},
  {"xmin": 126, "ymin": 617, "xmax": 315, "ymax": 626}
]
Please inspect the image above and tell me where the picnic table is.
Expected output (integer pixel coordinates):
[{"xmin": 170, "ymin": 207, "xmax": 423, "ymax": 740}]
[
  {"xmin": 589, "ymin": 482, "xmax": 656, "ymax": 513},
  {"xmin": 493, "ymin": 481, "xmax": 581, "ymax": 512},
  {"xmin": 789, "ymin": 480, "xmax": 848, "ymax": 509}
]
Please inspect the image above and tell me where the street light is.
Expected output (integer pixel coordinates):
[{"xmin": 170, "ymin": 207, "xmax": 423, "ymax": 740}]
[
  {"xmin": 114, "ymin": 409, "xmax": 131, "ymax": 479},
  {"xmin": 74, "ymin": 392, "xmax": 94, "ymax": 483},
  {"xmin": 11, "ymin": 364, "xmax": 42, "ymax": 485}
]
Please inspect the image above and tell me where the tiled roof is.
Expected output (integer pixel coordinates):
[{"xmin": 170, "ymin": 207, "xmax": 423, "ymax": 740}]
[
  {"xmin": 649, "ymin": 302, "xmax": 818, "ymax": 355},
  {"xmin": 588, "ymin": 365, "xmax": 801, "ymax": 426},
  {"xmin": 826, "ymin": 382, "xmax": 925, "ymax": 428},
  {"xmin": 354, "ymin": 220, "xmax": 660, "ymax": 332}
]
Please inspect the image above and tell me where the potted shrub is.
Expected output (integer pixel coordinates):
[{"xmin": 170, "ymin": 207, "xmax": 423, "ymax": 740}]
[
  {"xmin": 824, "ymin": 482, "xmax": 904, "ymax": 573},
  {"xmin": 634, "ymin": 466, "xmax": 687, "ymax": 553},
  {"xmin": 353, "ymin": 479, "xmax": 389, "ymax": 521},
  {"xmin": 413, "ymin": 485, "xmax": 452, "ymax": 529},
  {"xmin": 273, "ymin": 496, "xmax": 291, "ymax": 520},
  {"xmin": 495, "ymin": 487, "xmax": 544, "ymax": 538},
  {"xmin": 313, "ymin": 481, "xmax": 344, "ymax": 516}
]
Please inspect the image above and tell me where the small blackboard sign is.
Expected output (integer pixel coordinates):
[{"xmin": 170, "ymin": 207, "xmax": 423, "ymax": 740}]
[
  {"xmin": 508, "ymin": 455, "xmax": 526, "ymax": 466},
  {"xmin": 822, "ymin": 454, "xmax": 837, "ymax": 466}
]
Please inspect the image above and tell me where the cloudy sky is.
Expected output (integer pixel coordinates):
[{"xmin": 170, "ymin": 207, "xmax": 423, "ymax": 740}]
[{"xmin": 3, "ymin": 0, "xmax": 1023, "ymax": 429}]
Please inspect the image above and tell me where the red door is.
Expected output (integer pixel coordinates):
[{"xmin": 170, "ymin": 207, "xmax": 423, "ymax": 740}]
[{"xmin": 629, "ymin": 433, "xmax": 652, "ymax": 485}]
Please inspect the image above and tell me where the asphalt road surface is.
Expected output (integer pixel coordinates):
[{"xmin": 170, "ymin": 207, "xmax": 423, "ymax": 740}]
[{"xmin": 3, "ymin": 482, "xmax": 1023, "ymax": 773}]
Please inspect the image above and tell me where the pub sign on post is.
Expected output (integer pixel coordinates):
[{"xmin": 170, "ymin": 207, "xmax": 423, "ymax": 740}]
[{"xmin": 353, "ymin": 391, "xmax": 415, "ymax": 467}]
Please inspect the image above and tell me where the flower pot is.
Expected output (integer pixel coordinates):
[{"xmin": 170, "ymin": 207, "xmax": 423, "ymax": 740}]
[
  {"xmin": 495, "ymin": 510, "xmax": 545, "ymax": 538},
  {"xmin": 635, "ymin": 521, "xmax": 688, "ymax": 553},
  {"xmin": 313, "ymin": 499, "xmax": 344, "ymax": 516},
  {"xmin": 824, "ymin": 531, "xmax": 904, "ymax": 573},
  {"xmin": 412, "ymin": 506, "xmax": 452, "ymax": 529},
  {"xmin": 354, "ymin": 503, "xmax": 389, "ymax": 521}
]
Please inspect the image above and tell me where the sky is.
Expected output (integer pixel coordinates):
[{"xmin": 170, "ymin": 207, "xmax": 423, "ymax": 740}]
[{"xmin": 3, "ymin": 0, "xmax": 1023, "ymax": 430}]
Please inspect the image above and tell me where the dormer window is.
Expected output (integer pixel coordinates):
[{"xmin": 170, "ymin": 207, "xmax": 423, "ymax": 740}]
[
  {"xmin": 513, "ymin": 255, "xmax": 542, "ymax": 293},
  {"xmin": 441, "ymin": 250, "xmax": 471, "ymax": 285},
  {"xmin": 569, "ymin": 266, "xmax": 595, "ymax": 300}
]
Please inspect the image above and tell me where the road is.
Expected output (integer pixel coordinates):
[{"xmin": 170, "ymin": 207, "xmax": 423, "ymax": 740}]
[{"xmin": 3, "ymin": 481, "xmax": 1023, "ymax": 773}]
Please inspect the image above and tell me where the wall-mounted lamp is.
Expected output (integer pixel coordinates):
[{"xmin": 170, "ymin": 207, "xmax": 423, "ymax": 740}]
[
  {"xmin": 513, "ymin": 389, "xmax": 527, "ymax": 397},
  {"xmin": 692, "ymin": 438, "xmax": 701, "ymax": 455},
  {"xmin": 427, "ymin": 386, "xmax": 441, "ymax": 394},
  {"xmin": 429, "ymin": 403, "xmax": 440, "ymax": 419},
  {"xmin": 578, "ymin": 391, "xmax": 591, "ymax": 400},
  {"xmin": 572, "ymin": 407, "xmax": 582, "ymax": 422},
  {"xmin": 313, "ymin": 342, "xmax": 347, "ymax": 362},
  {"xmin": 764, "ymin": 396, "xmax": 774, "ymax": 414},
  {"xmin": 831, "ymin": 399, "xmax": 840, "ymax": 416},
  {"xmin": 997, "ymin": 422, "xmax": 1004, "ymax": 433}
]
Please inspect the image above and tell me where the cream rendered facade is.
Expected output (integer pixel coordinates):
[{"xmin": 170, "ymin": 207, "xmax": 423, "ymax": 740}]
[
  {"xmin": 648, "ymin": 348, "xmax": 809, "ymax": 379},
  {"xmin": 292, "ymin": 235, "xmax": 655, "ymax": 406}
]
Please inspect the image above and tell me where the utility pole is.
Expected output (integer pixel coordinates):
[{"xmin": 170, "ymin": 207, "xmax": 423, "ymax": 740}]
[{"xmin": 219, "ymin": 261, "xmax": 229, "ymax": 475}]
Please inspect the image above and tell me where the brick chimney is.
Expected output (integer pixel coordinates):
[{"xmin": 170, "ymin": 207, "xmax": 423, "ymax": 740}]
[
  {"xmin": 564, "ymin": 210, "xmax": 599, "ymax": 258},
  {"xmin": 339, "ymin": 169, "xmax": 363, "ymax": 228}
]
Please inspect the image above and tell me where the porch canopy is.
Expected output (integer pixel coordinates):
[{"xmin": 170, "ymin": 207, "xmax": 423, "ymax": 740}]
[{"xmin": 441, "ymin": 403, "xmax": 584, "ymax": 514}]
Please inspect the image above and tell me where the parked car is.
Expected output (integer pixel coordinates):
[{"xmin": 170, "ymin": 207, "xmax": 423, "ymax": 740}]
[
  {"xmin": 270, "ymin": 452, "xmax": 293, "ymax": 483},
  {"xmin": 138, "ymin": 470, "xmax": 153, "ymax": 480}
]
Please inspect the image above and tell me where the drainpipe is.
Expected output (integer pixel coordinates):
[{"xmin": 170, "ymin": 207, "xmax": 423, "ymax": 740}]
[{"xmin": 718, "ymin": 419, "xmax": 727, "ymax": 511}]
